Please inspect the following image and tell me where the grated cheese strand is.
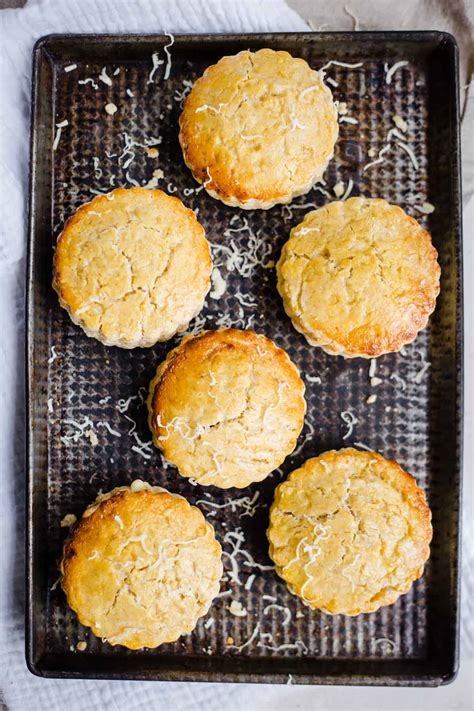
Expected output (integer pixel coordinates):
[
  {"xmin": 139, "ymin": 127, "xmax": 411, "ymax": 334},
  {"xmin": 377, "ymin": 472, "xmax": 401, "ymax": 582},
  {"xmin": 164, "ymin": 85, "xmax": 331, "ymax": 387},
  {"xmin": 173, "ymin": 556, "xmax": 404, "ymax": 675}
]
[
  {"xmin": 340, "ymin": 410, "xmax": 358, "ymax": 440},
  {"xmin": 163, "ymin": 33, "xmax": 174, "ymax": 80},
  {"xmin": 384, "ymin": 60, "xmax": 409, "ymax": 85}
]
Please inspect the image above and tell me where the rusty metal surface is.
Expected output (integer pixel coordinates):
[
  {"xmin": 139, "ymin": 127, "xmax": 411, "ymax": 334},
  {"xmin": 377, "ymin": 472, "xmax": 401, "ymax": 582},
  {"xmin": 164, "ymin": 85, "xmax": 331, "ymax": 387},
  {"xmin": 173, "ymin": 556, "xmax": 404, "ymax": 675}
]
[{"xmin": 26, "ymin": 32, "xmax": 462, "ymax": 684}]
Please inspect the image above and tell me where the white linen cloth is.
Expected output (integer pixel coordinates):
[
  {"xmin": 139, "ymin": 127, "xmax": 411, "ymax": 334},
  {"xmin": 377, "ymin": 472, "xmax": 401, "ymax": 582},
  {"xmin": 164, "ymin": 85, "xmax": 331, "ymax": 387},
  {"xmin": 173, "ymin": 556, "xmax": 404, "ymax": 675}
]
[{"xmin": 0, "ymin": 1, "xmax": 472, "ymax": 709}]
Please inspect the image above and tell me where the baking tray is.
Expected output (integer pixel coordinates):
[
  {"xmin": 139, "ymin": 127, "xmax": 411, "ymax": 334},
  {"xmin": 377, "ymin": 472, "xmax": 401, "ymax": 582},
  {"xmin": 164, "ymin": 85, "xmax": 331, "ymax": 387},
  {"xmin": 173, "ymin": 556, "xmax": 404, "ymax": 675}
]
[{"xmin": 26, "ymin": 32, "xmax": 463, "ymax": 685}]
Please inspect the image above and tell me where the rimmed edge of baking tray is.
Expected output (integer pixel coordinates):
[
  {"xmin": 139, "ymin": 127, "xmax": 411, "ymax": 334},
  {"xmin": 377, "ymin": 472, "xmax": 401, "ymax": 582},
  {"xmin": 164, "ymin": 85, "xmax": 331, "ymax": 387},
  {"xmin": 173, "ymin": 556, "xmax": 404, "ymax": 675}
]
[{"xmin": 25, "ymin": 31, "xmax": 463, "ymax": 685}]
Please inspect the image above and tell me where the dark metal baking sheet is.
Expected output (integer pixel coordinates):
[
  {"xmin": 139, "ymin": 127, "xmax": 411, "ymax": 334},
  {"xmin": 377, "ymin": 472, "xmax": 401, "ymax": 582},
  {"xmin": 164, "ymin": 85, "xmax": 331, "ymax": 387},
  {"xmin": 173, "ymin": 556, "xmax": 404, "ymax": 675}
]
[{"xmin": 26, "ymin": 31, "xmax": 463, "ymax": 685}]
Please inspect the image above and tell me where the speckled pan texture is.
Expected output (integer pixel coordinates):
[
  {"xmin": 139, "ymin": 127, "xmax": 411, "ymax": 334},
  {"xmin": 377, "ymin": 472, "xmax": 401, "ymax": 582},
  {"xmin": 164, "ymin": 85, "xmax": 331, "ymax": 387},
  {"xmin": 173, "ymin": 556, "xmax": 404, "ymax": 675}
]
[{"xmin": 27, "ymin": 33, "xmax": 462, "ymax": 685}]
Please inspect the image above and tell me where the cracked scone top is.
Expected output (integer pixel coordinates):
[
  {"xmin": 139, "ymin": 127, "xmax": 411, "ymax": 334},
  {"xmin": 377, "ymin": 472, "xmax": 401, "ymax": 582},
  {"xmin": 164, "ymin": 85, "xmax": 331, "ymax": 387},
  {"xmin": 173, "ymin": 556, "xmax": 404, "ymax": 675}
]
[
  {"xmin": 267, "ymin": 448, "xmax": 432, "ymax": 615},
  {"xmin": 277, "ymin": 197, "xmax": 441, "ymax": 357},
  {"xmin": 148, "ymin": 329, "xmax": 306, "ymax": 488},
  {"xmin": 60, "ymin": 480, "xmax": 223, "ymax": 650},
  {"xmin": 53, "ymin": 187, "xmax": 212, "ymax": 348},
  {"xmin": 179, "ymin": 48, "xmax": 338, "ymax": 209}
]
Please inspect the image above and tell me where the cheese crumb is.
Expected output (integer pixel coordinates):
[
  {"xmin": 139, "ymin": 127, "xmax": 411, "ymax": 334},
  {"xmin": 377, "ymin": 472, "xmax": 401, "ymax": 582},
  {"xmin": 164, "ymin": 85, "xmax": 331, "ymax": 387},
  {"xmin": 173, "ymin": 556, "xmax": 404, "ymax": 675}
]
[
  {"xmin": 209, "ymin": 266, "xmax": 227, "ymax": 299},
  {"xmin": 226, "ymin": 636, "xmax": 234, "ymax": 645},
  {"xmin": 368, "ymin": 147, "xmax": 376, "ymax": 158},
  {"xmin": 143, "ymin": 168, "xmax": 164, "ymax": 189},
  {"xmin": 85, "ymin": 429, "xmax": 99, "ymax": 446},
  {"xmin": 105, "ymin": 103, "xmax": 118, "ymax": 115},
  {"xmin": 147, "ymin": 147, "xmax": 159, "ymax": 158},
  {"xmin": 392, "ymin": 114, "xmax": 408, "ymax": 132},
  {"xmin": 370, "ymin": 376, "xmax": 383, "ymax": 387},
  {"xmin": 60, "ymin": 513, "xmax": 77, "ymax": 528},
  {"xmin": 228, "ymin": 600, "xmax": 247, "ymax": 617},
  {"xmin": 336, "ymin": 101, "xmax": 349, "ymax": 116},
  {"xmin": 366, "ymin": 394, "xmax": 377, "ymax": 404},
  {"xmin": 414, "ymin": 201, "xmax": 435, "ymax": 215},
  {"xmin": 76, "ymin": 641, "xmax": 87, "ymax": 652},
  {"xmin": 333, "ymin": 180, "xmax": 345, "ymax": 198}
]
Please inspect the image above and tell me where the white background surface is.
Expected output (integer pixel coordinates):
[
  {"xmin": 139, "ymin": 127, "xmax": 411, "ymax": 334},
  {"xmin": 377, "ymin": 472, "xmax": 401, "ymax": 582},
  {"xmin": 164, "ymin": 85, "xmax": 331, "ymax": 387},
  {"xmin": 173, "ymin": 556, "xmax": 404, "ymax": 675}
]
[{"xmin": 0, "ymin": 0, "xmax": 472, "ymax": 709}]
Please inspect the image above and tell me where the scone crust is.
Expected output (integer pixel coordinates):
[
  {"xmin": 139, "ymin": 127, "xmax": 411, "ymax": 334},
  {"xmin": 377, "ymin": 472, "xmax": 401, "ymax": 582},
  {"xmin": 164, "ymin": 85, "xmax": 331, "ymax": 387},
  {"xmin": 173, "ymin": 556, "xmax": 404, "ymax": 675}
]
[
  {"xmin": 277, "ymin": 197, "xmax": 441, "ymax": 357},
  {"xmin": 61, "ymin": 482, "xmax": 223, "ymax": 649},
  {"xmin": 179, "ymin": 48, "xmax": 338, "ymax": 209},
  {"xmin": 53, "ymin": 187, "xmax": 212, "ymax": 348},
  {"xmin": 267, "ymin": 448, "xmax": 432, "ymax": 615},
  {"xmin": 148, "ymin": 329, "xmax": 306, "ymax": 488}
]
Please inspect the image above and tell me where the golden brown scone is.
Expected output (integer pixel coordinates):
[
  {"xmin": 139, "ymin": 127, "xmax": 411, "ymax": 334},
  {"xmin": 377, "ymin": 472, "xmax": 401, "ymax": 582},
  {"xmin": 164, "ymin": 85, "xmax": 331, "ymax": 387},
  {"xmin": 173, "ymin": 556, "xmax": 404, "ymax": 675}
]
[
  {"xmin": 277, "ymin": 197, "xmax": 441, "ymax": 358},
  {"xmin": 179, "ymin": 49, "xmax": 338, "ymax": 209},
  {"xmin": 148, "ymin": 329, "xmax": 306, "ymax": 488},
  {"xmin": 53, "ymin": 187, "xmax": 212, "ymax": 348},
  {"xmin": 267, "ymin": 448, "xmax": 432, "ymax": 615},
  {"xmin": 61, "ymin": 480, "xmax": 223, "ymax": 650}
]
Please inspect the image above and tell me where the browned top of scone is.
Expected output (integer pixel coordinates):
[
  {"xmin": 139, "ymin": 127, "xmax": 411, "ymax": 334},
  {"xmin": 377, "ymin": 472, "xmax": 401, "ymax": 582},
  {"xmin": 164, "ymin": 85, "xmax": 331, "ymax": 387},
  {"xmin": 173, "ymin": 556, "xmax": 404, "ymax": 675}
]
[
  {"xmin": 277, "ymin": 197, "xmax": 441, "ymax": 357},
  {"xmin": 179, "ymin": 48, "xmax": 338, "ymax": 208},
  {"xmin": 267, "ymin": 448, "xmax": 432, "ymax": 615},
  {"xmin": 53, "ymin": 187, "xmax": 211, "ymax": 348},
  {"xmin": 148, "ymin": 329, "xmax": 307, "ymax": 488},
  {"xmin": 61, "ymin": 483, "xmax": 222, "ymax": 649}
]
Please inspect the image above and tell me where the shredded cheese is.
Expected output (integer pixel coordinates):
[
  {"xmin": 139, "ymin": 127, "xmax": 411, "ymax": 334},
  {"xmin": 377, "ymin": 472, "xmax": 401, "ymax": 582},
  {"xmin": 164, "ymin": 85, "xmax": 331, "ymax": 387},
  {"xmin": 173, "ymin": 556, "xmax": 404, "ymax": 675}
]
[
  {"xmin": 163, "ymin": 33, "xmax": 174, "ymax": 80},
  {"xmin": 143, "ymin": 168, "xmax": 164, "ymax": 189},
  {"xmin": 98, "ymin": 67, "xmax": 112, "ymax": 86},
  {"xmin": 339, "ymin": 115, "xmax": 358, "ymax": 125},
  {"xmin": 48, "ymin": 345, "xmax": 58, "ymax": 364},
  {"xmin": 353, "ymin": 441, "xmax": 372, "ymax": 451},
  {"xmin": 228, "ymin": 600, "xmax": 247, "ymax": 617},
  {"xmin": 340, "ymin": 410, "xmax": 358, "ymax": 440},
  {"xmin": 320, "ymin": 60, "xmax": 364, "ymax": 71},
  {"xmin": 60, "ymin": 513, "xmax": 77, "ymax": 528},
  {"xmin": 64, "ymin": 64, "xmax": 77, "ymax": 73},
  {"xmin": 196, "ymin": 491, "xmax": 261, "ymax": 518},
  {"xmin": 396, "ymin": 140, "xmax": 419, "ymax": 170},
  {"xmin": 228, "ymin": 623, "xmax": 260, "ymax": 651},
  {"xmin": 263, "ymin": 604, "xmax": 291, "ymax": 626},
  {"xmin": 148, "ymin": 52, "xmax": 164, "ymax": 84},
  {"xmin": 413, "ymin": 201, "xmax": 435, "ymax": 215},
  {"xmin": 384, "ymin": 60, "xmax": 409, "ymax": 85},
  {"xmin": 244, "ymin": 574, "xmax": 256, "ymax": 591},
  {"xmin": 392, "ymin": 114, "xmax": 408, "ymax": 132},
  {"xmin": 209, "ymin": 266, "xmax": 227, "ymax": 299},
  {"xmin": 78, "ymin": 77, "xmax": 98, "ymax": 89},
  {"xmin": 344, "ymin": 5, "xmax": 360, "ymax": 30},
  {"xmin": 306, "ymin": 374, "xmax": 322, "ymax": 384},
  {"xmin": 52, "ymin": 121, "xmax": 68, "ymax": 151},
  {"xmin": 412, "ymin": 360, "xmax": 431, "ymax": 384},
  {"xmin": 390, "ymin": 373, "xmax": 406, "ymax": 390}
]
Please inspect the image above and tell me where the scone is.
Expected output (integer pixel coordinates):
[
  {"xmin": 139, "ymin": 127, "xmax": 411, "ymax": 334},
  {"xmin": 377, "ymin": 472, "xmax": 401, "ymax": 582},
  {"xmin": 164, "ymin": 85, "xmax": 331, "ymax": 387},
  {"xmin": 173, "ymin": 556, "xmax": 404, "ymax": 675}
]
[
  {"xmin": 179, "ymin": 48, "xmax": 338, "ymax": 209},
  {"xmin": 148, "ymin": 329, "xmax": 306, "ymax": 488},
  {"xmin": 267, "ymin": 448, "xmax": 432, "ymax": 615},
  {"xmin": 277, "ymin": 197, "xmax": 441, "ymax": 358},
  {"xmin": 60, "ymin": 480, "xmax": 223, "ymax": 649},
  {"xmin": 53, "ymin": 187, "xmax": 212, "ymax": 348}
]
